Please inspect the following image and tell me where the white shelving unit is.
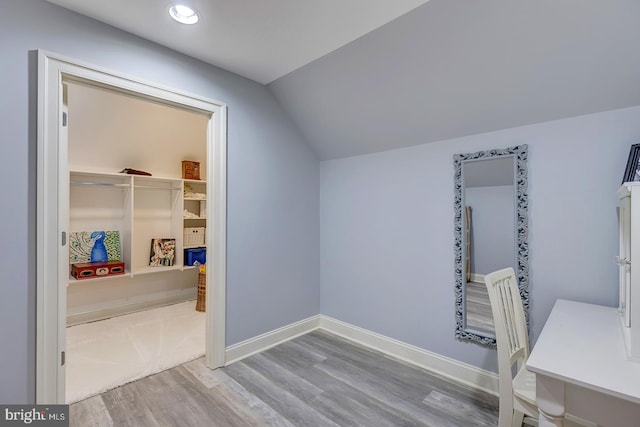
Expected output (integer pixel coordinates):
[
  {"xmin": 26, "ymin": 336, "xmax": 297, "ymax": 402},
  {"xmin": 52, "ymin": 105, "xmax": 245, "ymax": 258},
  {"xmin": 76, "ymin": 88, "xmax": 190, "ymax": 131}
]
[
  {"xmin": 183, "ymin": 180, "xmax": 207, "ymax": 269},
  {"xmin": 69, "ymin": 170, "xmax": 210, "ymax": 280},
  {"xmin": 131, "ymin": 175, "xmax": 183, "ymax": 274},
  {"xmin": 69, "ymin": 171, "xmax": 133, "ymax": 281}
]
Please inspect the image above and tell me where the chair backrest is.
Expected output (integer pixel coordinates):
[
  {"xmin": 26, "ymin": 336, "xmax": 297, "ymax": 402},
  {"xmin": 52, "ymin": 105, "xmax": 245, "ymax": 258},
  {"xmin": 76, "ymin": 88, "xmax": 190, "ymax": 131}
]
[{"xmin": 484, "ymin": 267, "xmax": 530, "ymax": 377}]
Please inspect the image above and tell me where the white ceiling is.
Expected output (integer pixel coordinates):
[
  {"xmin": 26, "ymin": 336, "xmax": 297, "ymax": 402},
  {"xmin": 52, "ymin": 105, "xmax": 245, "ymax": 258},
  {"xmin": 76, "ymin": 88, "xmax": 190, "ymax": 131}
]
[{"xmin": 45, "ymin": 0, "xmax": 429, "ymax": 84}]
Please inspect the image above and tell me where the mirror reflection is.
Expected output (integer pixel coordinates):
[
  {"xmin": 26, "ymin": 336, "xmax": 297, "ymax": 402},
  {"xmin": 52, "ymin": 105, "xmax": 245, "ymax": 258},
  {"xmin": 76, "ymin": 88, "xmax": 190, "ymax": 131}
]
[{"xmin": 454, "ymin": 145, "xmax": 529, "ymax": 346}]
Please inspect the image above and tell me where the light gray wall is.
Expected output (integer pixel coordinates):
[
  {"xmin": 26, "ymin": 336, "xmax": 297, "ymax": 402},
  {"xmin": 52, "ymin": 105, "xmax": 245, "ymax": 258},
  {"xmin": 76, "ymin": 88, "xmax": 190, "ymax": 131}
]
[
  {"xmin": 320, "ymin": 106, "xmax": 640, "ymax": 373},
  {"xmin": 0, "ymin": 0, "xmax": 319, "ymax": 403},
  {"xmin": 465, "ymin": 185, "xmax": 515, "ymax": 275}
]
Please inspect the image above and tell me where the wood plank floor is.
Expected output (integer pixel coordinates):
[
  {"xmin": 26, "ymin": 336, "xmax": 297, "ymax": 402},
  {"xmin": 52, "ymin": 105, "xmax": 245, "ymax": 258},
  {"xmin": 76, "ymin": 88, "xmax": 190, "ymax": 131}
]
[{"xmin": 70, "ymin": 330, "xmax": 499, "ymax": 427}]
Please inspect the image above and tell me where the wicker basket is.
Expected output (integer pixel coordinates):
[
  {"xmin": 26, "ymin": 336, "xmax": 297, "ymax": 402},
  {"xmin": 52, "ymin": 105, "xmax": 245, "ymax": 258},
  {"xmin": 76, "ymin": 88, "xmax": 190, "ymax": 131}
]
[
  {"xmin": 195, "ymin": 272, "xmax": 206, "ymax": 312},
  {"xmin": 184, "ymin": 227, "xmax": 206, "ymax": 247}
]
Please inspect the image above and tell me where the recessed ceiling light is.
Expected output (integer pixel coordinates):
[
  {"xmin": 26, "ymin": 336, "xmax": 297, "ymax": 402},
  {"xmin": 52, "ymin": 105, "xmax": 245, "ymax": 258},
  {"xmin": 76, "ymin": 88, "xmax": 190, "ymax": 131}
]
[{"xmin": 169, "ymin": 4, "xmax": 199, "ymax": 25}]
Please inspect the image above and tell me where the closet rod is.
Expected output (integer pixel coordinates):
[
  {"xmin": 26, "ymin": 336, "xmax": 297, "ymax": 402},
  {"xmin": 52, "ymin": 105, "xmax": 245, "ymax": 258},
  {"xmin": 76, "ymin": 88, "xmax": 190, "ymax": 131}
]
[
  {"xmin": 70, "ymin": 181, "xmax": 130, "ymax": 188},
  {"xmin": 69, "ymin": 181, "xmax": 182, "ymax": 191},
  {"xmin": 70, "ymin": 182, "xmax": 180, "ymax": 190}
]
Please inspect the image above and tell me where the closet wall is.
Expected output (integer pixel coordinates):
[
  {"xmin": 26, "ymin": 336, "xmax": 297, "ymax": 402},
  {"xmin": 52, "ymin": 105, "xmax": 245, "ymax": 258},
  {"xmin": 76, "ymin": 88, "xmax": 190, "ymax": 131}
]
[{"xmin": 66, "ymin": 81, "xmax": 209, "ymax": 324}]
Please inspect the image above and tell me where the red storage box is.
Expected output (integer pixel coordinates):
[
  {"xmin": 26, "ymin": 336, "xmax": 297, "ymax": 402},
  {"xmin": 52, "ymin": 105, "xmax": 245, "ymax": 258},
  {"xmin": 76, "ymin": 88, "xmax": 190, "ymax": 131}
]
[{"xmin": 71, "ymin": 260, "xmax": 125, "ymax": 280}]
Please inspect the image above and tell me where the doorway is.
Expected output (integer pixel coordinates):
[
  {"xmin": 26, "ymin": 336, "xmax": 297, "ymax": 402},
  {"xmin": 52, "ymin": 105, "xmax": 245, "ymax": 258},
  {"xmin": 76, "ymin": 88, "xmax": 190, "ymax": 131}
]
[{"xmin": 36, "ymin": 51, "xmax": 227, "ymax": 404}]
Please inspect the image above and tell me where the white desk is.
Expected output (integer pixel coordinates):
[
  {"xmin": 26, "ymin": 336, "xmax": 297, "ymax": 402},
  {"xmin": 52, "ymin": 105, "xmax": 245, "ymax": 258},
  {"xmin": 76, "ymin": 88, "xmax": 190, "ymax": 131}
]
[{"xmin": 526, "ymin": 299, "xmax": 640, "ymax": 427}]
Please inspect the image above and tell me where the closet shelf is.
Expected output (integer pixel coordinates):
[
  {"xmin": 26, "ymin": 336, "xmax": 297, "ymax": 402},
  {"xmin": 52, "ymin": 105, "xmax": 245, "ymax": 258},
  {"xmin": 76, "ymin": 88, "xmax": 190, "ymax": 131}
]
[
  {"xmin": 132, "ymin": 265, "xmax": 184, "ymax": 275},
  {"xmin": 184, "ymin": 244, "xmax": 207, "ymax": 249},
  {"xmin": 67, "ymin": 263, "xmax": 199, "ymax": 284},
  {"xmin": 68, "ymin": 271, "xmax": 133, "ymax": 284}
]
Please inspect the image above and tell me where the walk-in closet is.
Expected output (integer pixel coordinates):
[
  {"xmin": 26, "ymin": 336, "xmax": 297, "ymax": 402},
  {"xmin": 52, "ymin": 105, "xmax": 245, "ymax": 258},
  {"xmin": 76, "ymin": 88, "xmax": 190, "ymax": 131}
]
[{"xmin": 64, "ymin": 79, "xmax": 210, "ymax": 403}]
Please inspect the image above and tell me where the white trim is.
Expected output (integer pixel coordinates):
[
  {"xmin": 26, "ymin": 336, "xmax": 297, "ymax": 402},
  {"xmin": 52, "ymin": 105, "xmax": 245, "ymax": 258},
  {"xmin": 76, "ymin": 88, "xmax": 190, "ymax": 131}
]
[
  {"xmin": 469, "ymin": 273, "xmax": 485, "ymax": 283},
  {"xmin": 225, "ymin": 316, "xmax": 321, "ymax": 365},
  {"xmin": 43, "ymin": 51, "xmax": 226, "ymax": 114},
  {"xmin": 66, "ymin": 289, "xmax": 197, "ymax": 326},
  {"xmin": 36, "ymin": 47, "xmax": 62, "ymax": 405},
  {"xmin": 36, "ymin": 50, "xmax": 227, "ymax": 403},
  {"xmin": 206, "ymin": 102, "xmax": 227, "ymax": 369},
  {"xmin": 223, "ymin": 314, "xmax": 498, "ymax": 397},
  {"xmin": 318, "ymin": 316, "xmax": 499, "ymax": 396}
]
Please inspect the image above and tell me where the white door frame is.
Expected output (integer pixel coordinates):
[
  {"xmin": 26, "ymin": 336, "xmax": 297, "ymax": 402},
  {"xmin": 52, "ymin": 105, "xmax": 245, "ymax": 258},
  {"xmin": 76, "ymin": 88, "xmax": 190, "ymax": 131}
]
[{"xmin": 36, "ymin": 50, "xmax": 227, "ymax": 403}]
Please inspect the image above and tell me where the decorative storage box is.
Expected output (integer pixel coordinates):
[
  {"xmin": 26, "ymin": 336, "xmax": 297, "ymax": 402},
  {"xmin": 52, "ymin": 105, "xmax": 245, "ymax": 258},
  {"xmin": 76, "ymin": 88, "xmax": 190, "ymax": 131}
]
[
  {"xmin": 184, "ymin": 227, "xmax": 205, "ymax": 247},
  {"xmin": 71, "ymin": 260, "xmax": 125, "ymax": 280},
  {"xmin": 182, "ymin": 160, "xmax": 200, "ymax": 180},
  {"xmin": 185, "ymin": 248, "xmax": 206, "ymax": 266}
]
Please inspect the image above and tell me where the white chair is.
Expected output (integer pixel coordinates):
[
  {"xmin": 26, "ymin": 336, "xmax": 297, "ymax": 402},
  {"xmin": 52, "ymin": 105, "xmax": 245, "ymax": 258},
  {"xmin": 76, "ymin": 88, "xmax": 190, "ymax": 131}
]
[{"xmin": 484, "ymin": 267, "xmax": 537, "ymax": 427}]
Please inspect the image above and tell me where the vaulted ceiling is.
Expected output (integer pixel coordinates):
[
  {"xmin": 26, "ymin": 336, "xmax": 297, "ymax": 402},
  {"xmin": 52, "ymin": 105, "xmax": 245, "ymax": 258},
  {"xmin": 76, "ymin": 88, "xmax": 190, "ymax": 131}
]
[
  {"xmin": 45, "ymin": 0, "xmax": 429, "ymax": 84},
  {"xmin": 46, "ymin": 0, "xmax": 640, "ymax": 159}
]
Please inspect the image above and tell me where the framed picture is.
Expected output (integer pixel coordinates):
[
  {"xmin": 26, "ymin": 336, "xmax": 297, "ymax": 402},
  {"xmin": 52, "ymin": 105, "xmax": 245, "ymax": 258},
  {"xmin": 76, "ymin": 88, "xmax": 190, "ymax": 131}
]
[
  {"xmin": 149, "ymin": 238, "xmax": 176, "ymax": 267},
  {"xmin": 622, "ymin": 144, "xmax": 640, "ymax": 184}
]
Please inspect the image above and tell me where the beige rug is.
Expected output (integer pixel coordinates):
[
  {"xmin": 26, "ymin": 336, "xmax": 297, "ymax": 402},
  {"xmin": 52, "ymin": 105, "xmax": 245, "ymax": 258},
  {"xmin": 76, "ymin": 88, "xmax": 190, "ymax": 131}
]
[{"xmin": 66, "ymin": 301, "xmax": 205, "ymax": 404}]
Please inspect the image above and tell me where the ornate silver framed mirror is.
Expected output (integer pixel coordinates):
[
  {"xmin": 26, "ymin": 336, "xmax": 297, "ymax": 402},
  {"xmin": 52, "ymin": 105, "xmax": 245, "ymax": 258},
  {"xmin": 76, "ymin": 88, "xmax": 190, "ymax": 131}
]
[{"xmin": 453, "ymin": 145, "xmax": 529, "ymax": 346}]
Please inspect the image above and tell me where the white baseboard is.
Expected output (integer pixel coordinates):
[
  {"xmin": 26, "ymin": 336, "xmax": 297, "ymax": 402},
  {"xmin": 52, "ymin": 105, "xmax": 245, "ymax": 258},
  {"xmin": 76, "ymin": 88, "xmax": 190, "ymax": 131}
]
[
  {"xmin": 66, "ymin": 288, "xmax": 197, "ymax": 326},
  {"xmin": 469, "ymin": 273, "xmax": 485, "ymax": 283},
  {"xmin": 318, "ymin": 316, "xmax": 498, "ymax": 396},
  {"xmin": 223, "ymin": 314, "xmax": 498, "ymax": 396},
  {"xmin": 225, "ymin": 315, "xmax": 321, "ymax": 365}
]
